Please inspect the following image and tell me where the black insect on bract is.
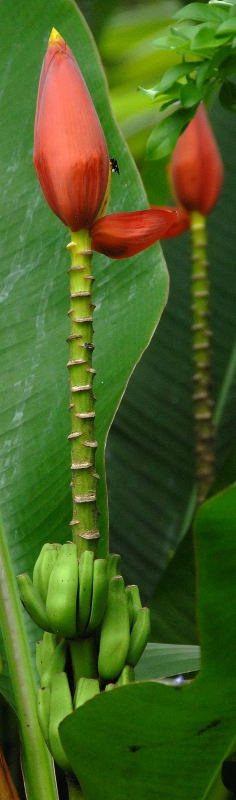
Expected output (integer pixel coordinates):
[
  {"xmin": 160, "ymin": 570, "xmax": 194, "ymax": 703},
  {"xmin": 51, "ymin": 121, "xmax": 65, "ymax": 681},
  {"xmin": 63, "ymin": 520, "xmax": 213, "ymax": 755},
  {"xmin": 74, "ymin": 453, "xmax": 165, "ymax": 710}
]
[{"xmin": 110, "ymin": 158, "xmax": 120, "ymax": 174}]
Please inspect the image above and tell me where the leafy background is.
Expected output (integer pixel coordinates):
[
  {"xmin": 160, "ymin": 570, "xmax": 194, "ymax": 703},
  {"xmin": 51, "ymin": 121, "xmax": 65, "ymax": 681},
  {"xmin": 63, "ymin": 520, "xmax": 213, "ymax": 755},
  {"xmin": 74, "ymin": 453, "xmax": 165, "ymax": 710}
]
[{"xmin": 0, "ymin": 0, "xmax": 236, "ymax": 795}]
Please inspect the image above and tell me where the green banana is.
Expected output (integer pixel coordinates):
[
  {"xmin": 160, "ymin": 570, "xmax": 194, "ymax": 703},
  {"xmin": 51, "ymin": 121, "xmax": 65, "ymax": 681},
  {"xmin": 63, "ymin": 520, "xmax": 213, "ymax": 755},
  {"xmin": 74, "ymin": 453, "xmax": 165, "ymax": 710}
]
[
  {"xmin": 36, "ymin": 544, "xmax": 61, "ymax": 603},
  {"xmin": 40, "ymin": 638, "xmax": 67, "ymax": 688},
  {"xmin": 33, "ymin": 543, "xmax": 51, "ymax": 594},
  {"xmin": 86, "ymin": 558, "xmax": 108, "ymax": 633},
  {"xmin": 37, "ymin": 686, "xmax": 51, "ymax": 746},
  {"xmin": 126, "ymin": 584, "xmax": 142, "ymax": 629},
  {"xmin": 74, "ymin": 677, "xmax": 100, "ymax": 709},
  {"xmin": 48, "ymin": 672, "xmax": 73, "ymax": 771},
  {"xmin": 127, "ymin": 607, "xmax": 150, "ymax": 667},
  {"xmin": 36, "ymin": 632, "xmax": 57, "ymax": 679},
  {"xmin": 17, "ymin": 573, "xmax": 52, "ymax": 631},
  {"xmin": 77, "ymin": 550, "xmax": 94, "ymax": 634},
  {"xmin": 117, "ymin": 664, "xmax": 135, "ymax": 686},
  {"xmin": 106, "ymin": 553, "xmax": 121, "ymax": 581},
  {"xmin": 98, "ymin": 575, "xmax": 130, "ymax": 681},
  {"xmin": 104, "ymin": 683, "xmax": 115, "ymax": 691},
  {"xmin": 46, "ymin": 542, "xmax": 78, "ymax": 637},
  {"xmin": 69, "ymin": 637, "xmax": 98, "ymax": 683}
]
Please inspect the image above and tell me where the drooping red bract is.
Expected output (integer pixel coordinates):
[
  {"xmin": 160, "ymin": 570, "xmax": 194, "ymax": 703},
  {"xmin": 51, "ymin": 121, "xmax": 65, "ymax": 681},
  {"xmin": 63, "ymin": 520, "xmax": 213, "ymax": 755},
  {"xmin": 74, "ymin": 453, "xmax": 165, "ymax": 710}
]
[
  {"xmin": 90, "ymin": 206, "xmax": 190, "ymax": 258},
  {"xmin": 169, "ymin": 103, "xmax": 224, "ymax": 216},
  {"xmin": 34, "ymin": 29, "xmax": 110, "ymax": 231}
]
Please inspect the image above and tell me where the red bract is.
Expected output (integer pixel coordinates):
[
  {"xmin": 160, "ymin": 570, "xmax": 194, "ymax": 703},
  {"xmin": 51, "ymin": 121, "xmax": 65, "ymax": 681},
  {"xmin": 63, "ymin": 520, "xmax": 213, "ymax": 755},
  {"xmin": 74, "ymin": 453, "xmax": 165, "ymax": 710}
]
[
  {"xmin": 90, "ymin": 206, "xmax": 189, "ymax": 259},
  {"xmin": 169, "ymin": 103, "xmax": 223, "ymax": 216},
  {"xmin": 33, "ymin": 29, "xmax": 110, "ymax": 231}
]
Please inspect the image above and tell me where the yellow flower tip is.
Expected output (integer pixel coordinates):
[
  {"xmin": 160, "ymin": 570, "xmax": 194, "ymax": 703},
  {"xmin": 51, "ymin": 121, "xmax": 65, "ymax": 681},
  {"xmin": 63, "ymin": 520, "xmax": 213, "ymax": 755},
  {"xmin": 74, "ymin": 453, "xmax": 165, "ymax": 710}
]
[{"xmin": 48, "ymin": 27, "xmax": 63, "ymax": 46}]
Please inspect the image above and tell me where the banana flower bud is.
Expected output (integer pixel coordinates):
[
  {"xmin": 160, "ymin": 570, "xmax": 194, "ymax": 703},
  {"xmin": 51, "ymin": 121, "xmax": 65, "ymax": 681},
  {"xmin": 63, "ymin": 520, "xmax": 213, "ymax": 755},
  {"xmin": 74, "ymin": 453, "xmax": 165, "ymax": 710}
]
[
  {"xmin": 169, "ymin": 103, "xmax": 223, "ymax": 216},
  {"xmin": 90, "ymin": 206, "xmax": 189, "ymax": 259},
  {"xmin": 33, "ymin": 29, "xmax": 110, "ymax": 231}
]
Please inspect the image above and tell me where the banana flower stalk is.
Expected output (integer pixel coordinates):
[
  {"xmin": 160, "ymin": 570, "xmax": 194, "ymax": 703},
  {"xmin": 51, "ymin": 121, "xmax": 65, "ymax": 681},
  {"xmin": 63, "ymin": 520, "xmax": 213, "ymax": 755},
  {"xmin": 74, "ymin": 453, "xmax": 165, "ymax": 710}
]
[
  {"xmin": 169, "ymin": 103, "xmax": 224, "ymax": 503},
  {"xmin": 34, "ymin": 28, "xmax": 189, "ymax": 254},
  {"xmin": 33, "ymin": 28, "xmax": 189, "ymax": 553}
]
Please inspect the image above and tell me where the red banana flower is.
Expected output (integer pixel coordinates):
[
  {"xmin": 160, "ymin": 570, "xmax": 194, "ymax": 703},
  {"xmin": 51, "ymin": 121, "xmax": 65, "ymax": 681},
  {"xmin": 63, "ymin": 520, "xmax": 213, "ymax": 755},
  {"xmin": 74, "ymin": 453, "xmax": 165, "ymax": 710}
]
[
  {"xmin": 90, "ymin": 206, "xmax": 189, "ymax": 259},
  {"xmin": 34, "ymin": 29, "xmax": 190, "ymax": 256},
  {"xmin": 34, "ymin": 28, "xmax": 110, "ymax": 231},
  {"xmin": 169, "ymin": 103, "xmax": 224, "ymax": 216}
]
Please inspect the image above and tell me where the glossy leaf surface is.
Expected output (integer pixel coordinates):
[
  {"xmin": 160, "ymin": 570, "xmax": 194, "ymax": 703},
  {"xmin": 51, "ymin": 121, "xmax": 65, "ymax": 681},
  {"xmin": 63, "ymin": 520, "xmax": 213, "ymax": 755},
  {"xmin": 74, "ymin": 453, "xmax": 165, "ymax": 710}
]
[{"xmin": 135, "ymin": 641, "xmax": 200, "ymax": 680}]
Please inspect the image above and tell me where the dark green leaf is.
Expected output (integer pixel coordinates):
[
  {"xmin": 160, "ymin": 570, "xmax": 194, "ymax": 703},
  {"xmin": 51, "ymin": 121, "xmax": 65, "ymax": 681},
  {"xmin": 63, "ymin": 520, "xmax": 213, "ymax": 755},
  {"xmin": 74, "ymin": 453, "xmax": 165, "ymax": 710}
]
[
  {"xmin": 196, "ymin": 59, "xmax": 214, "ymax": 87},
  {"xmin": 174, "ymin": 2, "xmax": 228, "ymax": 24},
  {"xmin": 60, "ymin": 486, "xmax": 236, "ymax": 800},
  {"xmin": 171, "ymin": 23, "xmax": 202, "ymax": 43},
  {"xmin": 153, "ymin": 32, "xmax": 192, "ymax": 51},
  {"xmin": 135, "ymin": 642, "xmax": 200, "ymax": 680},
  {"xmin": 191, "ymin": 23, "xmax": 222, "ymax": 50},
  {"xmin": 146, "ymin": 108, "xmax": 193, "ymax": 160},
  {"xmin": 150, "ymin": 527, "xmax": 197, "ymax": 645},
  {"xmin": 220, "ymin": 53, "xmax": 236, "ymax": 79},
  {"xmin": 158, "ymin": 61, "xmax": 199, "ymax": 92},
  {"xmin": 219, "ymin": 79, "xmax": 236, "ymax": 110},
  {"xmin": 216, "ymin": 16, "xmax": 236, "ymax": 35},
  {"xmin": 180, "ymin": 81, "xmax": 204, "ymax": 107}
]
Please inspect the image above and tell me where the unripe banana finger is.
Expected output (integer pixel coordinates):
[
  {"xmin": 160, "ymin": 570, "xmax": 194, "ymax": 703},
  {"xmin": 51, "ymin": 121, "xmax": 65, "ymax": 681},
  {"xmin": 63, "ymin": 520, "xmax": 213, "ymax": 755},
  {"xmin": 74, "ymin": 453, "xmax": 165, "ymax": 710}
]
[
  {"xmin": 106, "ymin": 554, "xmax": 121, "ymax": 581},
  {"xmin": 127, "ymin": 607, "xmax": 150, "ymax": 667},
  {"xmin": 36, "ymin": 632, "xmax": 57, "ymax": 679},
  {"xmin": 77, "ymin": 550, "xmax": 94, "ymax": 635},
  {"xmin": 17, "ymin": 574, "xmax": 52, "ymax": 631},
  {"xmin": 69, "ymin": 637, "xmax": 98, "ymax": 683},
  {"xmin": 33, "ymin": 544, "xmax": 51, "ymax": 595},
  {"xmin": 46, "ymin": 542, "xmax": 78, "ymax": 637},
  {"xmin": 41, "ymin": 638, "xmax": 67, "ymax": 687},
  {"xmin": 37, "ymin": 686, "xmax": 51, "ymax": 747},
  {"xmin": 74, "ymin": 677, "xmax": 100, "ymax": 709},
  {"xmin": 48, "ymin": 672, "xmax": 73, "ymax": 771},
  {"xmin": 38, "ymin": 545, "xmax": 61, "ymax": 603},
  {"xmin": 104, "ymin": 683, "xmax": 115, "ymax": 691},
  {"xmin": 126, "ymin": 584, "xmax": 142, "ymax": 629},
  {"xmin": 98, "ymin": 575, "xmax": 130, "ymax": 681},
  {"xmin": 86, "ymin": 559, "xmax": 108, "ymax": 633},
  {"xmin": 117, "ymin": 664, "xmax": 135, "ymax": 686}
]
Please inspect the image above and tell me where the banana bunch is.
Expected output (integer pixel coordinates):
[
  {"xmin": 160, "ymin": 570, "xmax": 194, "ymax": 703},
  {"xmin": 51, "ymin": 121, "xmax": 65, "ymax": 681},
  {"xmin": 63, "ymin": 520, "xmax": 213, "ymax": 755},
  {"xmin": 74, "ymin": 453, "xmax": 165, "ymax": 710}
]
[
  {"xmin": 18, "ymin": 541, "xmax": 150, "ymax": 710},
  {"xmin": 98, "ymin": 578, "xmax": 150, "ymax": 683},
  {"xmin": 17, "ymin": 543, "xmax": 109, "ymax": 639}
]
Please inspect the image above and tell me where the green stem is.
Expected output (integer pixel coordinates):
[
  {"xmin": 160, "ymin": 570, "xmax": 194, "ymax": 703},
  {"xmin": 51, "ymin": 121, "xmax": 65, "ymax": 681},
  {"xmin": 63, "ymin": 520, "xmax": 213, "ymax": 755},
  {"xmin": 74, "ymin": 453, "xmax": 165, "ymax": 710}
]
[
  {"xmin": 67, "ymin": 775, "xmax": 85, "ymax": 800},
  {"xmin": 0, "ymin": 518, "xmax": 58, "ymax": 800},
  {"xmin": 190, "ymin": 211, "xmax": 215, "ymax": 505},
  {"xmin": 67, "ymin": 229, "xmax": 99, "ymax": 559}
]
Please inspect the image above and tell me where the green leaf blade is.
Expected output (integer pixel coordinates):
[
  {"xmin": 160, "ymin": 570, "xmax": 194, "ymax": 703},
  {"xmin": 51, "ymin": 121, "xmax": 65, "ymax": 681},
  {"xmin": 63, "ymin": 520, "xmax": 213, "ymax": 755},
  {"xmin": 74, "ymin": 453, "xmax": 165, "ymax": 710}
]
[{"xmin": 0, "ymin": 0, "xmax": 168, "ymax": 705}]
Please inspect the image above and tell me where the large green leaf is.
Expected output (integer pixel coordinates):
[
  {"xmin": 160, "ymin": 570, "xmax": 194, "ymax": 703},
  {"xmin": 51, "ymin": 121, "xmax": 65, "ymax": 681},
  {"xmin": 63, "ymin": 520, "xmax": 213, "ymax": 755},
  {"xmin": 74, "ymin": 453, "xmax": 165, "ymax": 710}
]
[
  {"xmin": 107, "ymin": 100, "xmax": 236, "ymax": 600},
  {"xmin": 61, "ymin": 485, "xmax": 236, "ymax": 800},
  {"xmin": 150, "ymin": 440, "xmax": 236, "ymax": 646},
  {"xmin": 0, "ymin": 0, "xmax": 168, "ymax": 706},
  {"xmin": 135, "ymin": 642, "xmax": 200, "ymax": 680}
]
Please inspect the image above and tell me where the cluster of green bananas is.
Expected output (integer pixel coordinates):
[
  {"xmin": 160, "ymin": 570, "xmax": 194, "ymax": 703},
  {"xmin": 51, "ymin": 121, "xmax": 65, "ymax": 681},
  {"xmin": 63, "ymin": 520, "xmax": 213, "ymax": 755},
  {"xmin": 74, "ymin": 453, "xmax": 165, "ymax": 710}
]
[
  {"xmin": 98, "ymin": 575, "xmax": 150, "ymax": 681},
  {"xmin": 17, "ymin": 545, "xmax": 150, "ymax": 677},
  {"xmin": 36, "ymin": 630, "xmax": 101, "ymax": 771},
  {"xmin": 17, "ymin": 542, "xmax": 110, "ymax": 638},
  {"xmin": 35, "ymin": 622, "xmax": 146, "ymax": 771},
  {"xmin": 18, "ymin": 542, "xmax": 150, "ymax": 769}
]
